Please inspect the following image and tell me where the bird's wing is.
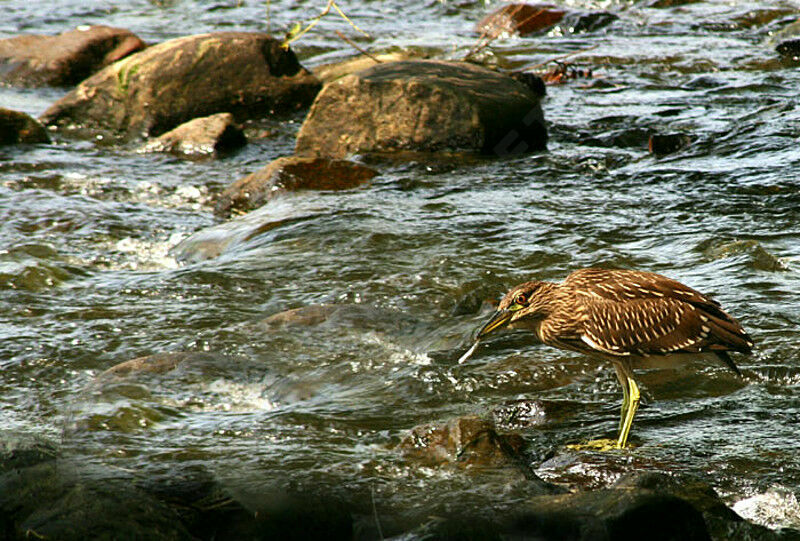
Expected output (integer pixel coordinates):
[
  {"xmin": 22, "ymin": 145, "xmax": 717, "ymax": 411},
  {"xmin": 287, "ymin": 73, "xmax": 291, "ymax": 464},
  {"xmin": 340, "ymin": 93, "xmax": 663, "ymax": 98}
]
[
  {"xmin": 576, "ymin": 297, "xmax": 752, "ymax": 358},
  {"xmin": 565, "ymin": 268, "xmax": 738, "ymax": 321}
]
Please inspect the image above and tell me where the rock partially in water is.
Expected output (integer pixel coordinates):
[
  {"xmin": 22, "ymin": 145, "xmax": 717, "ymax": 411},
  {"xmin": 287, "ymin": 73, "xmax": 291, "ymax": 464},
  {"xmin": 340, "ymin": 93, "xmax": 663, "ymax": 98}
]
[
  {"xmin": 313, "ymin": 50, "xmax": 428, "ymax": 84},
  {"xmin": 398, "ymin": 415, "xmax": 534, "ymax": 473},
  {"xmin": 295, "ymin": 60, "xmax": 547, "ymax": 158},
  {"xmin": 0, "ymin": 443, "xmax": 353, "ymax": 541},
  {"xmin": 40, "ymin": 32, "xmax": 321, "ymax": 141},
  {"xmin": 776, "ymin": 39, "xmax": 800, "ymax": 63},
  {"xmin": 700, "ymin": 238, "xmax": 788, "ymax": 272},
  {"xmin": 615, "ymin": 472, "xmax": 797, "ymax": 541},
  {"xmin": 513, "ymin": 475, "xmax": 711, "ymax": 541},
  {"xmin": 562, "ymin": 10, "xmax": 619, "ymax": 34},
  {"xmin": 491, "ymin": 399, "xmax": 580, "ymax": 430},
  {"xmin": 214, "ymin": 155, "xmax": 377, "ymax": 218},
  {"xmin": 0, "ymin": 108, "xmax": 50, "ymax": 145},
  {"xmin": 649, "ymin": 132, "xmax": 692, "ymax": 155},
  {"xmin": 139, "ymin": 112, "xmax": 246, "ymax": 158},
  {"xmin": 0, "ymin": 457, "xmax": 192, "ymax": 540},
  {"xmin": 0, "ymin": 25, "xmax": 146, "ymax": 87},
  {"xmin": 258, "ymin": 303, "xmax": 417, "ymax": 335},
  {"xmin": 98, "ymin": 351, "xmax": 200, "ymax": 379},
  {"xmin": 476, "ymin": 4, "xmax": 567, "ymax": 37}
]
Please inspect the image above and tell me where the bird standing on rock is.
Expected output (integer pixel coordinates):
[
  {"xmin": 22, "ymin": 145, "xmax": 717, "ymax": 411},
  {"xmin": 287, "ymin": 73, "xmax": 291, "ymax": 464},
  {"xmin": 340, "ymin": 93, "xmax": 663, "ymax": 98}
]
[{"xmin": 458, "ymin": 268, "xmax": 754, "ymax": 450}]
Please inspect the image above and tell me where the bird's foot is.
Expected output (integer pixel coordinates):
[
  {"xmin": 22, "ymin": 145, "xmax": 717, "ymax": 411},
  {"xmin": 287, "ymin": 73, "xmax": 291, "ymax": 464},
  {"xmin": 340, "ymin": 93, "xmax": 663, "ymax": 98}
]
[{"xmin": 565, "ymin": 438, "xmax": 626, "ymax": 452}]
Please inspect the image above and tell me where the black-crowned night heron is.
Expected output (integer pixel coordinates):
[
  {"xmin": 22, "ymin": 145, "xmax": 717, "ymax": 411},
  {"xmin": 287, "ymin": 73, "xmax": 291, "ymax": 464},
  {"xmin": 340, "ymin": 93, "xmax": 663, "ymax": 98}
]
[{"xmin": 458, "ymin": 268, "xmax": 753, "ymax": 450}]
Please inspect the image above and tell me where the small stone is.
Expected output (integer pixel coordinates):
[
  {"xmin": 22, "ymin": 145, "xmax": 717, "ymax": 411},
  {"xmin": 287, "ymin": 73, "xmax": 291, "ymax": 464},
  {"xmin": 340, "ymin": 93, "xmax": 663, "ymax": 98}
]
[
  {"xmin": 776, "ymin": 39, "xmax": 800, "ymax": 61},
  {"xmin": 0, "ymin": 108, "xmax": 50, "ymax": 145}
]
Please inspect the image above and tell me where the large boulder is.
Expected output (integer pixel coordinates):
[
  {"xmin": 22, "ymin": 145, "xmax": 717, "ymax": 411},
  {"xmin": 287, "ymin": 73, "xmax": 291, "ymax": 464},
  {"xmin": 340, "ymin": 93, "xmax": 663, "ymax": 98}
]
[
  {"xmin": 214, "ymin": 155, "xmax": 377, "ymax": 217},
  {"xmin": 0, "ymin": 25, "xmax": 146, "ymax": 87},
  {"xmin": 295, "ymin": 60, "xmax": 547, "ymax": 158},
  {"xmin": 0, "ymin": 108, "xmax": 50, "ymax": 145},
  {"xmin": 40, "ymin": 32, "xmax": 321, "ymax": 141}
]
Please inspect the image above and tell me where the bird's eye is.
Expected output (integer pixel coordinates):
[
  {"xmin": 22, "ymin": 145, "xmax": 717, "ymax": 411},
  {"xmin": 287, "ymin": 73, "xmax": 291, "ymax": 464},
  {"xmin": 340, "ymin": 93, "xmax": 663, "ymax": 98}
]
[{"xmin": 514, "ymin": 294, "xmax": 527, "ymax": 305}]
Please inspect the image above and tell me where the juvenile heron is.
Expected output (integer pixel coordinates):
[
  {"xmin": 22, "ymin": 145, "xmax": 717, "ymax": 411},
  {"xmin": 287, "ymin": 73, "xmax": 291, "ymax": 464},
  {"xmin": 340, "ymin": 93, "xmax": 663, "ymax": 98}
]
[{"xmin": 458, "ymin": 268, "xmax": 753, "ymax": 450}]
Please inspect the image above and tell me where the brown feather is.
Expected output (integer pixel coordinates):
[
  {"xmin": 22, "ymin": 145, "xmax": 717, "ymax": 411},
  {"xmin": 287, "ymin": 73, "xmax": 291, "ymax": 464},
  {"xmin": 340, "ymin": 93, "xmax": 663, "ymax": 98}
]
[{"xmin": 496, "ymin": 268, "xmax": 752, "ymax": 374}]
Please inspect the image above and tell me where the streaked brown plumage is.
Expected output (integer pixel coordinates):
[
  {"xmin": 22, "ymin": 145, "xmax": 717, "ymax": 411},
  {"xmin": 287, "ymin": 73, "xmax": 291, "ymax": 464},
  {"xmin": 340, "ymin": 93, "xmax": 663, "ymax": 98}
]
[{"xmin": 460, "ymin": 268, "xmax": 753, "ymax": 449}]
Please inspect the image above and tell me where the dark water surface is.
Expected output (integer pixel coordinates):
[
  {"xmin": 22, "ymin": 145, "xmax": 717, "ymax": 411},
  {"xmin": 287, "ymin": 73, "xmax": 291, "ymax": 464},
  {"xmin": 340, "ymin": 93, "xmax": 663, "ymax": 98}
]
[{"xmin": 2, "ymin": 0, "xmax": 800, "ymax": 535}]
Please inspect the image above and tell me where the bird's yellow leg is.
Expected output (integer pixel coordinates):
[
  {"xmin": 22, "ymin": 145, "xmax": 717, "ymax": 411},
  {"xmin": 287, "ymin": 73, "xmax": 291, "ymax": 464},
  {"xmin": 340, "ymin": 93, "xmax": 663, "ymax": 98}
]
[
  {"xmin": 566, "ymin": 364, "xmax": 636, "ymax": 452},
  {"xmin": 614, "ymin": 363, "xmax": 630, "ymax": 435},
  {"xmin": 616, "ymin": 375, "xmax": 640, "ymax": 449}
]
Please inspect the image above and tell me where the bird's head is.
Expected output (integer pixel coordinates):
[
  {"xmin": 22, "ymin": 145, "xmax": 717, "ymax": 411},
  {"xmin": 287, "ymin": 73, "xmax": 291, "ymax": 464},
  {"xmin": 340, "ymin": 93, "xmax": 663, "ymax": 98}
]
[{"xmin": 476, "ymin": 280, "xmax": 551, "ymax": 339}]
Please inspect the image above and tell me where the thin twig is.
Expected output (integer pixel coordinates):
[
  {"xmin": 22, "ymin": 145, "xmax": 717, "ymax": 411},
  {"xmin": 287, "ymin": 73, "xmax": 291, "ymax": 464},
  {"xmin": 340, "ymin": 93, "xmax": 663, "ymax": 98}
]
[
  {"xmin": 371, "ymin": 484, "xmax": 384, "ymax": 540},
  {"xmin": 283, "ymin": 0, "xmax": 370, "ymax": 49},
  {"xmin": 464, "ymin": 6, "xmax": 545, "ymax": 60},
  {"xmin": 335, "ymin": 30, "xmax": 382, "ymax": 63}
]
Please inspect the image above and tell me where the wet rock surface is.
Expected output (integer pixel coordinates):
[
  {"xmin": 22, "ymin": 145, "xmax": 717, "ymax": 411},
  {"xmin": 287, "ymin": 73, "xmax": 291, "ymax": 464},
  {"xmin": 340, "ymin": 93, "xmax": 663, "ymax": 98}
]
[
  {"xmin": 476, "ymin": 4, "xmax": 567, "ymax": 36},
  {"xmin": 139, "ymin": 112, "xmax": 246, "ymax": 158},
  {"xmin": 0, "ymin": 108, "xmax": 50, "ymax": 145},
  {"xmin": 0, "ymin": 440, "xmax": 353, "ymax": 541},
  {"xmin": 258, "ymin": 303, "xmax": 418, "ymax": 335},
  {"xmin": 295, "ymin": 59, "xmax": 547, "ymax": 158},
  {"xmin": 398, "ymin": 415, "xmax": 530, "ymax": 470},
  {"xmin": 0, "ymin": 25, "xmax": 146, "ymax": 87},
  {"xmin": 214, "ymin": 156, "xmax": 376, "ymax": 217},
  {"xmin": 476, "ymin": 4, "xmax": 617, "ymax": 37},
  {"xmin": 649, "ymin": 132, "xmax": 692, "ymax": 155},
  {"xmin": 40, "ymin": 32, "xmax": 320, "ymax": 141}
]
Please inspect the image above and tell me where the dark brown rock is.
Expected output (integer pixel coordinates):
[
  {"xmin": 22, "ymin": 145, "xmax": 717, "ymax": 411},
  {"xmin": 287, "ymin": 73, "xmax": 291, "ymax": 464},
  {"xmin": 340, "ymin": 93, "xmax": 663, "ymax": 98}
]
[
  {"xmin": 649, "ymin": 133, "xmax": 692, "ymax": 155},
  {"xmin": 777, "ymin": 39, "xmax": 800, "ymax": 61},
  {"xmin": 476, "ymin": 4, "xmax": 566, "ymax": 37},
  {"xmin": 513, "ymin": 483, "xmax": 712, "ymax": 541},
  {"xmin": 214, "ymin": 156, "xmax": 377, "ymax": 217},
  {"xmin": 0, "ymin": 108, "xmax": 50, "ymax": 145},
  {"xmin": 139, "ymin": 112, "xmax": 246, "ymax": 157},
  {"xmin": 40, "ymin": 32, "xmax": 321, "ymax": 141},
  {"xmin": 398, "ymin": 415, "xmax": 527, "ymax": 468},
  {"xmin": 295, "ymin": 60, "xmax": 547, "ymax": 158},
  {"xmin": 0, "ymin": 25, "xmax": 145, "ymax": 87}
]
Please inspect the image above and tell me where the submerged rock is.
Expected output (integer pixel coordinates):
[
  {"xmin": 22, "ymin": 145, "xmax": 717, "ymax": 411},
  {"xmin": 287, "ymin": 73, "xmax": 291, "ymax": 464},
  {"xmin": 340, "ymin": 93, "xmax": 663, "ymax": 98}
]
[
  {"xmin": 214, "ymin": 155, "xmax": 377, "ymax": 217},
  {"xmin": 0, "ymin": 25, "xmax": 146, "ymax": 87},
  {"xmin": 98, "ymin": 351, "xmax": 201, "ymax": 379},
  {"xmin": 0, "ymin": 108, "xmax": 50, "ymax": 145},
  {"xmin": 139, "ymin": 112, "xmax": 246, "ymax": 158},
  {"xmin": 295, "ymin": 60, "xmax": 547, "ymax": 158},
  {"xmin": 258, "ymin": 303, "xmax": 417, "ymax": 335},
  {"xmin": 40, "ymin": 32, "xmax": 320, "ymax": 141}
]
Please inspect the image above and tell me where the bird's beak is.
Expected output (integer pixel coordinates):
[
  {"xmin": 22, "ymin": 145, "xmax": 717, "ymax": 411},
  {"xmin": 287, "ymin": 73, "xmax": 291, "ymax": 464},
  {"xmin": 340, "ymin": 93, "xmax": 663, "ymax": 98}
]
[{"xmin": 476, "ymin": 309, "xmax": 513, "ymax": 339}]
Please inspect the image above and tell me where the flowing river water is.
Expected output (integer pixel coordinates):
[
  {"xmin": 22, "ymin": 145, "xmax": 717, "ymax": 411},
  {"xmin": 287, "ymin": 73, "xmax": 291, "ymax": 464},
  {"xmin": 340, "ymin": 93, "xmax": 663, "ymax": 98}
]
[{"xmin": 2, "ymin": 0, "xmax": 800, "ymax": 536}]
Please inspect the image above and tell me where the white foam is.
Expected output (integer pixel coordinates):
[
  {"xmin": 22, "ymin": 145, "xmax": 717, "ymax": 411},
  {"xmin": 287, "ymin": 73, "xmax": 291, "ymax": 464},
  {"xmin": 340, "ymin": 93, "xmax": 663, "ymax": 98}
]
[{"xmin": 733, "ymin": 488, "xmax": 800, "ymax": 530}]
